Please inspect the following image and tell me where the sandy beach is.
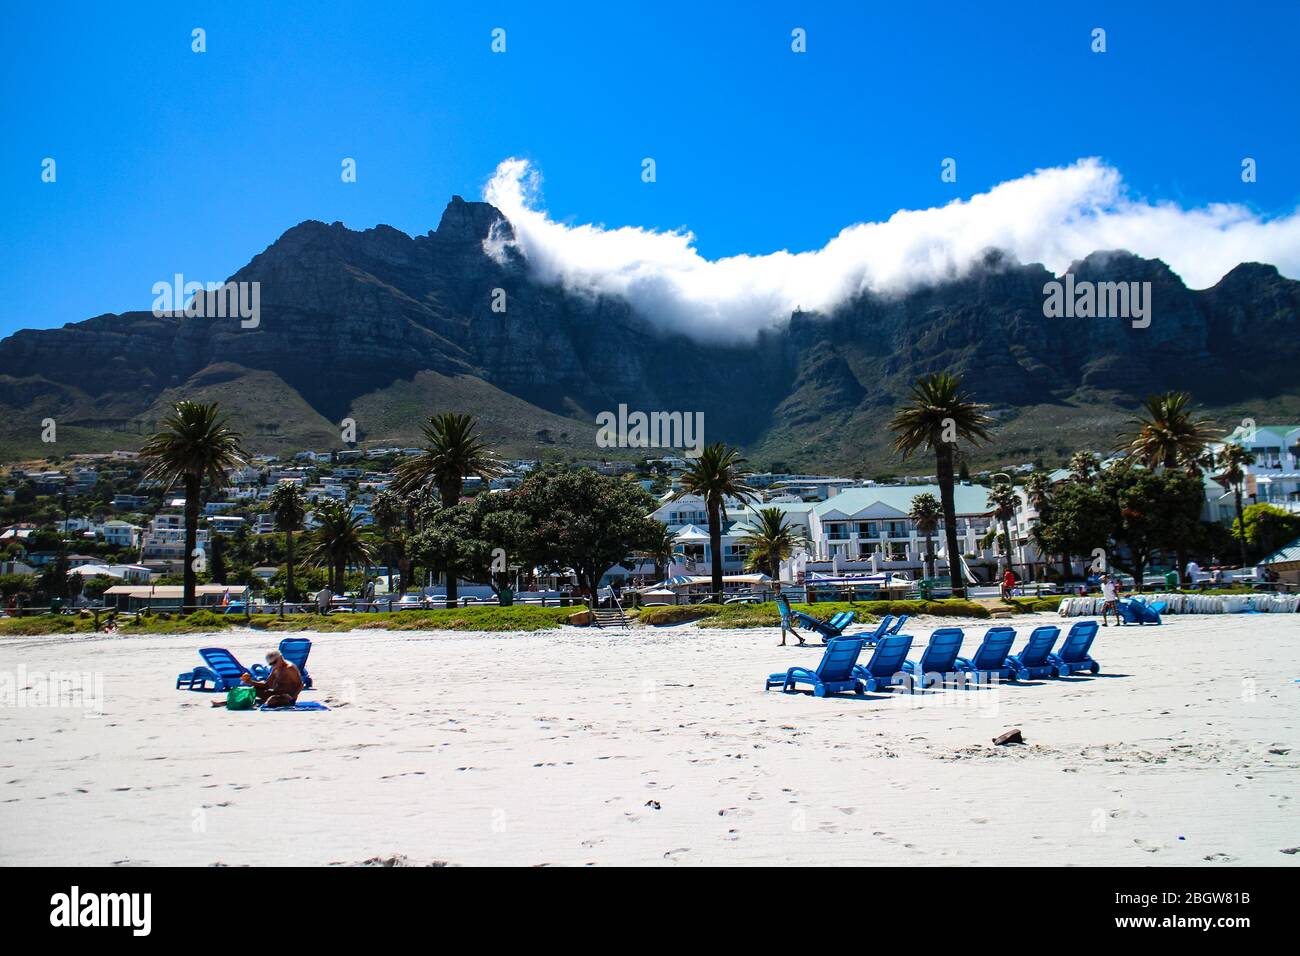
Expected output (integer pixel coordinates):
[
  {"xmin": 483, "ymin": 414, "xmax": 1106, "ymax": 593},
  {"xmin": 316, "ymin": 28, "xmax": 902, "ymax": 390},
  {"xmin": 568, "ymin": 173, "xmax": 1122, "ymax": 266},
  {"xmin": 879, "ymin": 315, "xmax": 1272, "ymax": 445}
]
[{"xmin": 1, "ymin": 613, "xmax": 1296, "ymax": 866}]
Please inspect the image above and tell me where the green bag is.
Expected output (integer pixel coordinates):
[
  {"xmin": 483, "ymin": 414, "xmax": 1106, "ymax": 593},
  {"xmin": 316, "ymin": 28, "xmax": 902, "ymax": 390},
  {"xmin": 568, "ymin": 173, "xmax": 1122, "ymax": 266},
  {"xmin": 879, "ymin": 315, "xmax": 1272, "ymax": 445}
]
[{"xmin": 226, "ymin": 686, "xmax": 257, "ymax": 711}]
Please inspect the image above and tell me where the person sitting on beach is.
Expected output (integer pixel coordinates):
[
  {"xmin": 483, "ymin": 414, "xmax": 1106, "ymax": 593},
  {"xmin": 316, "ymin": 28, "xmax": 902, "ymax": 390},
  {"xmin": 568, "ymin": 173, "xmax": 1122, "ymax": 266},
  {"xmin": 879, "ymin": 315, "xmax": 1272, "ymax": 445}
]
[
  {"xmin": 241, "ymin": 649, "xmax": 303, "ymax": 709},
  {"xmin": 1099, "ymin": 573, "xmax": 1119, "ymax": 627}
]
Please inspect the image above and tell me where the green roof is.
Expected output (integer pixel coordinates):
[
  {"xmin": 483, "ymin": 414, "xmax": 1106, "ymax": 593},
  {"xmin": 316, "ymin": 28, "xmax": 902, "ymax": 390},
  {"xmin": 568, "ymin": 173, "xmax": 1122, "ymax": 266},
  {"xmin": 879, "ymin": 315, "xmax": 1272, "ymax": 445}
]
[
  {"xmin": 813, "ymin": 484, "xmax": 992, "ymax": 518},
  {"xmin": 1262, "ymin": 536, "xmax": 1300, "ymax": 565}
]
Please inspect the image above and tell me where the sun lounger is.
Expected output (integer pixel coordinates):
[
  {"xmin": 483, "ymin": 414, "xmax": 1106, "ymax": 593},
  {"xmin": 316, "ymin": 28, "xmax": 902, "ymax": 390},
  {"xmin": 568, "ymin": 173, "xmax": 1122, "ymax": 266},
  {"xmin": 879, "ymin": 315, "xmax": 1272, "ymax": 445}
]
[
  {"xmin": 858, "ymin": 615, "xmax": 894, "ymax": 645},
  {"xmin": 1005, "ymin": 625, "xmax": 1061, "ymax": 680},
  {"xmin": 954, "ymin": 626, "xmax": 1018, "ymax": 682},
  {"xmin": 765, "ymin": 638, "xmax": 867, "ymax": 697},
  {"xmin": 177, "ymin": 647, "xmax": 251, "ymax": 692},
  {"xmin": 250, "ymin": 637, "xmax": 314, "ymax": 688},
  {"xmin": 775, "ymin": 593, "xmax": 856, "ymax": 642},
  {"xmin": 1116, "ymin": 597, "xmax": 1162, "ymax": 625},
  {"xmin": 886, "ymin": 614, "xmax": 908, "ymax": 635},
  {"xmin": 902, "ymin": 627, "xmax": 968, "ymax": 688},
  {"xmin": 851, "ymin": 633, "xmax": 916, "ymax": 692},
  {"xmin": 1047, "ymin": 620, "xmax": 1100, "ymax": 676}
]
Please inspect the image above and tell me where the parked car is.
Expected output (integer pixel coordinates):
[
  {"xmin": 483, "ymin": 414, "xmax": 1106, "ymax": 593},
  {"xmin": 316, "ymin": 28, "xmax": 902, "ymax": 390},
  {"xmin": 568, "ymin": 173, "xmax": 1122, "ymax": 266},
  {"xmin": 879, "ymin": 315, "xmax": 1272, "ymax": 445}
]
[{"xmin": 393, "ymin": 594, "xmax": 428, "ymax": 611}]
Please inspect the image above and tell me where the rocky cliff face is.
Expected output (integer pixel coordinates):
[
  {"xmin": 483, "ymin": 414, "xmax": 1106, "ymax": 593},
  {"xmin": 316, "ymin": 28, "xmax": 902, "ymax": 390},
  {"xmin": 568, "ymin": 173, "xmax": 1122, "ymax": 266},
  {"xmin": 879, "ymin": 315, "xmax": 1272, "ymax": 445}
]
[{"xmin": 1, "ymin": 197, "xmax": 1297, "ymax": 467}]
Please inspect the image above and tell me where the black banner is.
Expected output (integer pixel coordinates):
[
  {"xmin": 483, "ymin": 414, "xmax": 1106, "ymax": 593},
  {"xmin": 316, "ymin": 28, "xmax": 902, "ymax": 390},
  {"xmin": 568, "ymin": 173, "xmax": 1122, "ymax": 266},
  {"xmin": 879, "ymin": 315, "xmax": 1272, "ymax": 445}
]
[{"xmin": 5, "ymin": 866, "xmax": 1284, "ymax": 941}]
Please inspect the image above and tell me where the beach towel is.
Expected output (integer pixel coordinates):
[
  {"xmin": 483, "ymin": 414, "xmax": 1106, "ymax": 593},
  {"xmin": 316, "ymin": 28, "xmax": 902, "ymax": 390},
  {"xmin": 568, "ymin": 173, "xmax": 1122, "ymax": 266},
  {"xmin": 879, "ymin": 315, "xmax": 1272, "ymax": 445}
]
[{"xmin": 257, "ymin": 701, "xmax": 330, "ymax": 712}]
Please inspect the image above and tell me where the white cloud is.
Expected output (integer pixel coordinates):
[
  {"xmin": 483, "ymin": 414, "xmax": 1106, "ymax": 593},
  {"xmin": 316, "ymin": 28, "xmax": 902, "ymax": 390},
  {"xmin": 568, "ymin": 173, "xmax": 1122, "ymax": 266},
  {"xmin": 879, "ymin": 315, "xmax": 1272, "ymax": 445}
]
[{"xmin": 482, "ymin": 157, "xmax": 1300, "ymax": 342}]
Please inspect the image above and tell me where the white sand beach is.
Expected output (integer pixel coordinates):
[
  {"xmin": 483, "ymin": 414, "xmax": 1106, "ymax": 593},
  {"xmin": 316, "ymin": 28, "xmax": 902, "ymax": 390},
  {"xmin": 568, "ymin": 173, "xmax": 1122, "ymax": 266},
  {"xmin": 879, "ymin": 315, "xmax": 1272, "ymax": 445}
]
[{"xmin": 1, "ymin": 614, "xmax": 1296, "ymax": 866}]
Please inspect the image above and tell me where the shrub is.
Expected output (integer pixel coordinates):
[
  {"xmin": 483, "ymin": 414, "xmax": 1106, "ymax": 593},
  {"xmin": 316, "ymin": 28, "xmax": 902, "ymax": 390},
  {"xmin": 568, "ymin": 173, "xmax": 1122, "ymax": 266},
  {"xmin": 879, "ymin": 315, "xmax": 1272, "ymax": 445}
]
[{"xmin": 636, "ymin": 598, "xmax": 989, "ymax": 629}]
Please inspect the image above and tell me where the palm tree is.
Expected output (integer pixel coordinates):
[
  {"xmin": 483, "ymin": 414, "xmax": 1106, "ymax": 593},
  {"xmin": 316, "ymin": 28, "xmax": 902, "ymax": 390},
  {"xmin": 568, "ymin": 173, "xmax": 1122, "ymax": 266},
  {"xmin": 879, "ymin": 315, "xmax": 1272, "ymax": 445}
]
[
  {"xmin": 889, "ymin": 373, "xmax": 994, "ymax": 599},
  {"xmin": 1024, "ymin": 472, "xmax": 1051, "ymax": 510},
  {"xmin": 268, "ymin": 483, "xmax": 306, "ymax": 602},
  {"xmin": 304, "ymin": 500, "xmax": 374, "ymax": 592},
  {"xmin": 393, "ymin": 413, "xmax": 505, "ymax": 605},
  {"xmin": 988, "ymin": 480, "xmax": 1019, "ymax": 574},
  {"xmin": 739, "ymin": 507, "xmax": 807, "ymax": 581},
  {"xmin": 394, "ymin": 413, "xmax": 506, "ymax": 504},
  {"xmin": 1216, "ymin": 442, "xmax": 1256, "ymax": 569},
  {"xmin": 908, "ymin": 493, "xmax": 942, "ymax": 579},
  {"xmin": 635, "ymin": 522, "xmax": 680, "ymax": 581},
  {"xmin": 672, "ymin": 444, "xmax": 757, "ymax": 603},
  {"xmin": 1067, "ymin": 452, "xmax": 1097, "ymax": 483},
  {"xmin": 370, "ymin": 489, "xmax": 405, "ymax": 593},
  {"xmin": 1023, "ymin": 471, "xmax": 1061, "ymax": 579},
  {"xmin": 1118, "ymin": 391, "xmax": 1217, "ymax": 471},
  {"xmin": 139, "ymin": 401, "xmax": 245, "ymax": 609}
]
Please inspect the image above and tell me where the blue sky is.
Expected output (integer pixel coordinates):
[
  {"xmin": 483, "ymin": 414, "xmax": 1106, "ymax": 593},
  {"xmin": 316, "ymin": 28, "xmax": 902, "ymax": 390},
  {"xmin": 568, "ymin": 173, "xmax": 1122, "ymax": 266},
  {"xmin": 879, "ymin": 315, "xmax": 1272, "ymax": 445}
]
[{"xmin": 2, "ymin": 0, "xmax": 1298, "ymax": 337}]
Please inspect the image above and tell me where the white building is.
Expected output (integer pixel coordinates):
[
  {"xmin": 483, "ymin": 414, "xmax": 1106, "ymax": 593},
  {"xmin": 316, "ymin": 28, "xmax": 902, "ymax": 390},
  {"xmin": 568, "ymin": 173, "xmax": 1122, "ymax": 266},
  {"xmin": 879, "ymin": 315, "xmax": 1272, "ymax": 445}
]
[
  {"xmin": 620, "ymin": 484, "xmax": 1001, "ymax": 583},
  {"xmin": 1204, "ymin": 424, "xmax": 1300, "ymax": 522},
  {"xmin": 100, "ymin": 519, "xmax": 142, "ymax": 550},
  {"xmin": 140, "ymin": 514, "xmax": 208, "ymax": 560}
]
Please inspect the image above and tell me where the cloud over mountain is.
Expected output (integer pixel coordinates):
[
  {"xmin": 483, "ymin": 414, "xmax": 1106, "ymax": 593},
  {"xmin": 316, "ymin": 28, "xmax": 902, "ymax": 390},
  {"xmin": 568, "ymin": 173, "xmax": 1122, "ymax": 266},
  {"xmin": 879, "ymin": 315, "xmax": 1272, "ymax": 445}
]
[{"xmin": 483, "ymin": 156, "xmax": 1300, "ymax": 342}]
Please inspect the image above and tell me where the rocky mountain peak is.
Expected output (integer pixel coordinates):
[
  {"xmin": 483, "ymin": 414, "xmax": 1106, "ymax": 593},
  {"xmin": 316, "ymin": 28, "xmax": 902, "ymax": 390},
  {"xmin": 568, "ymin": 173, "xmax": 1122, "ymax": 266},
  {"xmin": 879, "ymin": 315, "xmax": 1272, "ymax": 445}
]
[{"xmin": 435, "ymin": 196, "xmax": 513, "ymax": 243}]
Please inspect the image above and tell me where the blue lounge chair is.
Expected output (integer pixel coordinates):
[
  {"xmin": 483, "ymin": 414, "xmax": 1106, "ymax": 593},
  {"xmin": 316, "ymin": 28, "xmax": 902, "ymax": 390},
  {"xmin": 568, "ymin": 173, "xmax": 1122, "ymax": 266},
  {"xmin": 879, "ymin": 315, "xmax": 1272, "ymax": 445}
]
[
  {"xmin": 1005, "ymin": 625, "xmax": 1061, "ymax": 680},
  {"xmin": 858, "ymin": 615, "xmax": 894, "ymax": 645},
  {"xmin": 851, "ymin": 633, "xmax": 916, "ymax": 692},
  {"xmin": 1116, "ymin": 597, "xmax": 1162, "ymax": 625},
  {"xmin": 177, "ymin": 647, "xmax": 251, "ymax": 692},
  {"xmin": 902, "ymin": 627, "xmax": 968, "ymax": 688},
  {"xmin": 955, "ymin": 626, "xmax": 1018, "ymax": 683},
  {"xmin": 775, "ymin": 594, "xmax": 856, "ymax": 642},
  {"xmin": 886, "ymin": 614, "xmax": 909, "ymax": 635},
  {"xmin": 765, "ymin": 638, "xmax": 867, "ymax": 697},
  {"xmin": 1047, "ymin": 621, "xmax": 1100, "ymax": 676},
  {"xmin": 250, "ymin": 637, "xmax": 314, "ymax": 689}
]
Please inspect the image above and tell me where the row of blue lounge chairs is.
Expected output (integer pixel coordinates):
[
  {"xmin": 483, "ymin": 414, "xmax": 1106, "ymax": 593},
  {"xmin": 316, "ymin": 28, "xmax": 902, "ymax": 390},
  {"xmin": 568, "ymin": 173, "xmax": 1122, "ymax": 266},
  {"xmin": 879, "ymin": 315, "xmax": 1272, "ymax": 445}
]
[
  {"xmin": 765, "ymin": 621, "xmax": 1101, "ymax": 698},
  {"xmin": 176, "ymin": 638, "xmax": 315, "ymax": 692}
]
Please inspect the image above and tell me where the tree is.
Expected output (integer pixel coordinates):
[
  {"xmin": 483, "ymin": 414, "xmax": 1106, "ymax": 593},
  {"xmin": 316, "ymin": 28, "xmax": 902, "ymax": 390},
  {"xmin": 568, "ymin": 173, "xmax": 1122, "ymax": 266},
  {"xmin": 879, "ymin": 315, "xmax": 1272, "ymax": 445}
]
[
  {"xmin": 1067, "ymin": 452, "xmax": 1097, "ymax": 484},
  {"xmin": 1035, "ymin": 480, "xmax": 1114, "ymax": 580},
  {"xmin": 66, "ymin": 570, "xmax": 85, "ymax": 604},
  {"xmin": 889, "ymin": 373, "xmax": 994, "ymax": 598},
  {"xmin": 393, "ymin": 413, "xmax": 505, "ymax": 606},
  {"xmin": 908, "ymin": 493, "xmax": 942, "ymax": 579},
  {"xmin": 988, "ymin": 481, "xmax": 1019, "ymax": 573},
  {"xmin": 408, "ymin": 495, "xmax": 523, "ymax": 604},
  {"xmin": 138, "ymin": 401, "xmax": 245, "ymax": 608},
  {"xmin": 268, "ymin": 483, "xmax": 306, "ymax": 602},
  {"xmin": 1099, "ymin": 465, "xmax": 1205, "ymax": 586},
  {"xmin": 304, "ymin": 500, "xmax": 373, "ymax": 592},
  {"xmin": 1236, "ymin": 503, "xmax": 1300, "ymax": 562},
  {"xmin": 39, "ymin": 552, "xmax": 71, "ymax": 601},
  {"xmin": 208, "ymin": 533, "xmax": 227, "ymax": 585},
  {"xmin": 1023, "ymin": 472, "xmax": 1062, "ymax": 578},
  {"xmin": 739, "ymin": 507, "xmax": 807, "ymax": 580},
  {"xmin": 370, "ymin": 489, "xmax": 405, "ymax": 593},
  {"xmin": 671, "ymin": 444, "xmax": 758, "ymax": 603},
  {"xmin": 635, "ymin": 522, "xmax": 680, "ymax": 581},
  {"xmin": 512, "ymin": 469, "xmax": 662, "ymax": 598},
  {"xmin": 1118, "ymin": 391, "xmax": 1217, "ymax": 471},
  {"xmin": 1215, "ymin": 443, "xmax": 1256, "ymax": 568}
]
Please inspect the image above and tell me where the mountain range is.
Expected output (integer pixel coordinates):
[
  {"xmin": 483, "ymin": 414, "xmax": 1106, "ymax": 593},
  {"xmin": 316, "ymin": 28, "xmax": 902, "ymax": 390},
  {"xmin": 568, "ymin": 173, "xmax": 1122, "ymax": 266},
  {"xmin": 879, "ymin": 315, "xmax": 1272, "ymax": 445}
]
[{"xmin": 2, "ymin": 196, "xmax": 1298, "ymax": 471}]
